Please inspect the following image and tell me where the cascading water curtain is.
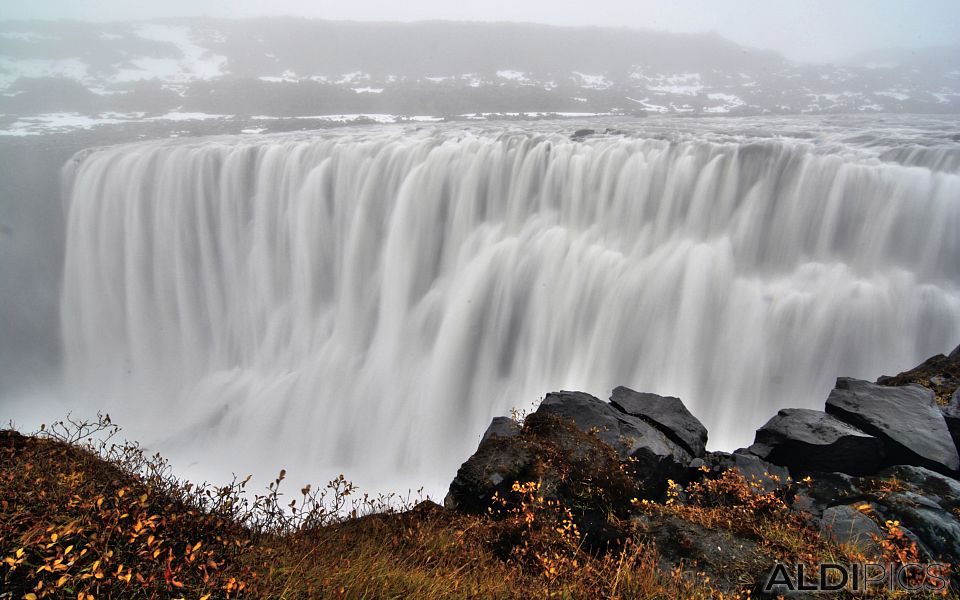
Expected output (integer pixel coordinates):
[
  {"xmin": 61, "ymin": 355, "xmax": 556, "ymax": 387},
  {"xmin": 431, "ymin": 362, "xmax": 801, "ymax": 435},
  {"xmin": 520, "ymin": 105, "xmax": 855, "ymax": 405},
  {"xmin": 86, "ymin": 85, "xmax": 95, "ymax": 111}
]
[{"xmin": 61, "ymin": 126, "xmax": 960, "ymax": 485}]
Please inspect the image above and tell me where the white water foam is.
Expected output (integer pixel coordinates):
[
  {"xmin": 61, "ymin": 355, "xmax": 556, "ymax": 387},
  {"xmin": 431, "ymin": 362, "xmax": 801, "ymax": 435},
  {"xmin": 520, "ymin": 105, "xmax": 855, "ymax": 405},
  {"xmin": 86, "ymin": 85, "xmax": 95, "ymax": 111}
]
[{"xmin": 59, "ymin": 117, "xmax": 960, "ymax": 492}]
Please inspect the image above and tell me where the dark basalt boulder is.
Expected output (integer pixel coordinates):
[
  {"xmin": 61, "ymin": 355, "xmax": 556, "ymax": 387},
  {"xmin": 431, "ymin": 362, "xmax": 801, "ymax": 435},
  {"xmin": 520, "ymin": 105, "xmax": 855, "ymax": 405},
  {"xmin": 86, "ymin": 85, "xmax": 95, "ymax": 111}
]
[
  {"xmin": 444, "ymin": 346, "xmax": 960, "ymax": 585},
  {"xmin": 876, "ymin": 342, "xmax": 960, "ymax": 461},
  {"xmin": 877, "ymin": 467, "xmax": 960, "ymax": 562},
  {"xmin": 535, "ymin": 391, "xmax": 651, "ymax": 459},
  {"xmin": 610, "ymin": 386, "xmax": 708, "ymax": 457},
  {"xmin": 793, "ymin": 471, "xmax": 862, "ymax": 519},
  {"xmin": 825, "ymin": 378, "xmax": 959, "ymax": 474},
  {"xmin": 535, "ymin": 391, "xmax": 692, "ymax": 489},
  {"xmin": 446, "ymin": 391, "xmax": 694, "ymax": 520},
  {"xmin": 819, "ymin": 504, "xmax": 883, "ymax": 556},
  {"xmin": 882, "ymin": 465, "xmax": 960, "ymax": 508},
  {"xmin": 803, "ymin": 465, "xmax": 960, "ymax": 563},
  {"xmin": 445, "ymin": 403, "xmax": 641, "ymax": 552},
  {"xmin": 449, "ymin": 402, "xmax": 637, "ymax": 483},
  {"xmin": 882, "ymin": 492, "xmax": 960, "ymax": 560},
  {"xmin": 700, "ymin": 450, "xmax": 790, "ymax": 493},
  {"xmin": 749, "ymin": 408, "xmax": 885, "ymax": 476}
]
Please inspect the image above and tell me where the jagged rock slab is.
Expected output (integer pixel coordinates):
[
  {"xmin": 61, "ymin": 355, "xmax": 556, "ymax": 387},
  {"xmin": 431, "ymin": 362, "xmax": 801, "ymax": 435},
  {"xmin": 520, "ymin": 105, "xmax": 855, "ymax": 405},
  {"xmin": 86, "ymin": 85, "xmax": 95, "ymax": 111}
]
[
  {"xmin": 825, "ymin": 378, "xmax": 959, "ymax": 474},
  {"xmin": 750, "ymin": 408, "xmax": 885, "ymax": 475},
  {"xmin": 446, "ymin": 390, "xmax": 699, "ymax": 515},
  {"xmin": 701, "ymin": 450, "xmax": 790, "ymax": 493},
  {"xmin": 535, "ymin": 391, "xmax": 692, "ymax": 468},
  {"xmin": 446, "ymin": 398, "xmax": 644, "ymax": 551},
  {"xmin": 610, "ymin": 386, "xmax": 708, "ymax": 457}
]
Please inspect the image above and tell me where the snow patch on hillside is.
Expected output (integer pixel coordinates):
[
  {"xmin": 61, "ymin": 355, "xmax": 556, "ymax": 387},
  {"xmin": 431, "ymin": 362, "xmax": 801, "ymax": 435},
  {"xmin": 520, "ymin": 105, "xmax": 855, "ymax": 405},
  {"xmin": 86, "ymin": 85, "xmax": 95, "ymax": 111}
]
[
  {"xmin": 876, "ymin": 90, "xmax": 910, "ymax": 101},
  {"xmin": 0, "ymin": 58, "xmax": 89, "ymax": 89},
  {"xmin": 112, "ymin": 25, "xmax": 227, "ymax": 83},
  {"xmin": 496, "ymin": 70, "xmax": 527, "ymax": 82},
  {"xmin": 647, "ymin": 73, "xmax": 703, "ymax": 95},
  {"xmin": 572, "ymin": 72, "xmax": 612, "ymax": 90},
  {"xmin": 703, "ymin": 92, "xmax": 746, "ymax": 113}
]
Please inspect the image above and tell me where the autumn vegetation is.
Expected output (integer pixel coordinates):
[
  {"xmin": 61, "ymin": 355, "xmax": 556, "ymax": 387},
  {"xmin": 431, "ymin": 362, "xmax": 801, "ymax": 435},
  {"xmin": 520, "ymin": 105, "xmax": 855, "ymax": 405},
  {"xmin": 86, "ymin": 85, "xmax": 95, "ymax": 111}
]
[{"xmin": 0, "ymin": 413, "xmax": 953, "ymax": 599}]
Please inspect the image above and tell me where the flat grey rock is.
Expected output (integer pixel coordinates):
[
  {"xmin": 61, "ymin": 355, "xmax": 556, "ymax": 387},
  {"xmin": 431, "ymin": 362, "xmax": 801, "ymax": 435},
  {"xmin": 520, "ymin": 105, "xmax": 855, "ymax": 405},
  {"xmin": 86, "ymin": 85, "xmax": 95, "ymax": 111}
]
[
  {"xmin": 825, "ymin": 378, "xmax": 959, "ymax": 474},
  {"xmin": 751, "ymin": 408, "xmax": 884, "ymax": 475},
  {"xmin": 610, "ymin": 386, "xmax": 708, "ymax": 457}
]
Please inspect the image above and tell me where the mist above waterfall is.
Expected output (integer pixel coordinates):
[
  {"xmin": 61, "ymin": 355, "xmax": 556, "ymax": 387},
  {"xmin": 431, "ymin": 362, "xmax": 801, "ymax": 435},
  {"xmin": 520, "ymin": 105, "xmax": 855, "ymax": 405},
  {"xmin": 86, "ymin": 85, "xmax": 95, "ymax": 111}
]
[{"xmin": 44, "ymin": 115, "xmax": 959, "ymax": 493}]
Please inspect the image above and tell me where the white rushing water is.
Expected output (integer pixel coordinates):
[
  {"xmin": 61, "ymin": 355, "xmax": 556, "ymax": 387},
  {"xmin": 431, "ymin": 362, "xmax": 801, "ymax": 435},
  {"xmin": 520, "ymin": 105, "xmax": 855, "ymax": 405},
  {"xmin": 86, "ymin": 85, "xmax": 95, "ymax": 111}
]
[{"xmin": 60, "ymin": 116, "xmax": 960, "ymax": 492}]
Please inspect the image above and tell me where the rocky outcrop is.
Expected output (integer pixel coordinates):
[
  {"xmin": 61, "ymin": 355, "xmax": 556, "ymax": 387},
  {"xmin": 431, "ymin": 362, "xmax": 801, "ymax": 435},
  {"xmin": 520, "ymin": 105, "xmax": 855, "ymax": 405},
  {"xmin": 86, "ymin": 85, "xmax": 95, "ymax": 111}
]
[
  {"xmin": 535, "ymin": 392, "xmax": 684, "ymax": 462},
  {"xmin": 610, "ymin": 386, "xmax": 708, "ymax": 457},
  {"xmin": 535, "ymin": 391, "xmax": 693, "ymax": 491},
  {"xmin": 802, "ymin": 466, "xmax": 960, "ymax": 563},
  {"xmin": 446, "ymin": 344, "xmax": 960, "ymax": 578},
  {"xmin": 444, "ymin": 388, "xmax": 708, "ymax": 545},
  {"xmin": 749, "ymin": 408, "xmax": 885, "ymax": 476},
  {"xmin": 825, "ymin": 378, "xmax": 959, "ymax": 474},
  {"xmin": 445, "ymin": 399, "xmax": 640, "ymax": 550}
]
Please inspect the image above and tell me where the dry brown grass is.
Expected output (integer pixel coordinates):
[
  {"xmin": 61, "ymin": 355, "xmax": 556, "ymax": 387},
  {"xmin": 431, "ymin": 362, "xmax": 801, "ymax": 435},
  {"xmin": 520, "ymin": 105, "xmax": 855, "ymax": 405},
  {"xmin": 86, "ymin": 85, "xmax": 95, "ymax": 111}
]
[
  {"xmin": 0, "ymin": 416, "xmax": 735, "ymax": 599},
  {"xmin": 0, "ymin": 420, "xmax": 257, "ymax": 599},
  {"xmin": 1, "ymin": 415, "xmax": 954, "ymax": 599}
]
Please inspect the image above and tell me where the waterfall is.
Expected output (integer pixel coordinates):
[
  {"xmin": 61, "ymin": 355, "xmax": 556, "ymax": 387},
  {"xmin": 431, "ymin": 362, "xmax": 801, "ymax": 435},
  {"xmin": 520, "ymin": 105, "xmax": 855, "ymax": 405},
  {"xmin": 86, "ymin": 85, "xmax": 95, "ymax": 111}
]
[{"xmin": 60, "ymin": 122, "xmax": 960, "ymax": 488}]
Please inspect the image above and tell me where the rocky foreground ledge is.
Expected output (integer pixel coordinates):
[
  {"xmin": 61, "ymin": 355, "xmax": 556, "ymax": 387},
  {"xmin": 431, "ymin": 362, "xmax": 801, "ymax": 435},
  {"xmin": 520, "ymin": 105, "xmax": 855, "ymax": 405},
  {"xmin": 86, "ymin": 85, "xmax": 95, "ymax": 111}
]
[
  {"xmin": 4, "ymin": 347, "xmax": 960, "ymax": 599},
  {"xmin": 446, "ymin": 345, "xmax": 960, "ymax": 592}
]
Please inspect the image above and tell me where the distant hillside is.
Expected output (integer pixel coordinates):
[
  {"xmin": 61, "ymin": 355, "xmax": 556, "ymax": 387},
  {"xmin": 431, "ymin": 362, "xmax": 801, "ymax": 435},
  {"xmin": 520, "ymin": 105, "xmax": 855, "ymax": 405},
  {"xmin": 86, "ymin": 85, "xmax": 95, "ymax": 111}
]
[
  {"xmin": 845, "ymin": 45, "xmax": 960, "ymax": 71},
  {"xmin": 0, "ymin": 18, "xmax": 958, "ymax": 119}
]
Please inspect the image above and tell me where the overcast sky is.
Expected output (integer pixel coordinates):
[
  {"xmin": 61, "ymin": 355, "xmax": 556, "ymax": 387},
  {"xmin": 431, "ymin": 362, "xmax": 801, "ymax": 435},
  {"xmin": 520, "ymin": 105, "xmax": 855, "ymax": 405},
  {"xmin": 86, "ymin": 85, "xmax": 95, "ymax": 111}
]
[{"xmin": 1, "ymin": 0, "xmax": 957, "ymax": 63}]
